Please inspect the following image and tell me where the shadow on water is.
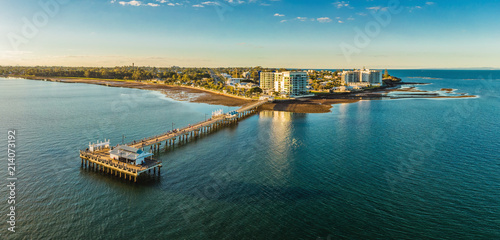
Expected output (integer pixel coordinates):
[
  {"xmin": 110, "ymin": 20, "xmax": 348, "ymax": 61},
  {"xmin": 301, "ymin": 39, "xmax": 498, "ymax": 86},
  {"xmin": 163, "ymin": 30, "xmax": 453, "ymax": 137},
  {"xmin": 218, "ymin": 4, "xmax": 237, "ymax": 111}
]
[{"xmin": 78, "ymin": 166, "xmax": 162, "ymax": 188}]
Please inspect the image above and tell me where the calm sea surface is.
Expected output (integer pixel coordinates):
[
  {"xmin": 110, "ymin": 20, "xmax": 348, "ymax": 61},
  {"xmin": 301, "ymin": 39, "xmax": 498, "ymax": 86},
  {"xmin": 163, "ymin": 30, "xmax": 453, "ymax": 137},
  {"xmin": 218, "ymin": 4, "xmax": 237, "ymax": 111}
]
[{"xmin": 0, "ymin": 70, "xmax": 499, "ymax": 239}]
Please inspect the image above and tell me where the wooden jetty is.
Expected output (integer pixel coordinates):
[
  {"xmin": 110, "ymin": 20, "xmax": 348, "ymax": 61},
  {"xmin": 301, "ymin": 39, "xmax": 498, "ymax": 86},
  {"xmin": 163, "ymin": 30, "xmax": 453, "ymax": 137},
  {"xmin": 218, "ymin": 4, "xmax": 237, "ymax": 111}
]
[{"xmin": 79, "ymin": 100, "xmax": 268, "ymax": 182}]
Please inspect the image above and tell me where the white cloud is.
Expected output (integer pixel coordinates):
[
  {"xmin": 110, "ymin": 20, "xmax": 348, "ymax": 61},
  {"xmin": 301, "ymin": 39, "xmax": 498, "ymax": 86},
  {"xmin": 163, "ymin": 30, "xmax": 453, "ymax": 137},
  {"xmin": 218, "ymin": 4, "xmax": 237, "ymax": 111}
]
[
  {"xmin": 113, "ymin": 0, "xmax": 270, "ymax": 8},
  {"xmin": 2, "ymin": 51, "xmax": 33, "ymax": 56},
  {"xmin": 366, "ymin": 6, "xmax": 380, "ymax": 10},
  {"xmin": 408, "ymin": 6, "xmax": 422, "ymax": 12},
  {"xmin": 366, "ymin": 6, "xmax": 388, "ymax": 11},
  {"xmin": 296, "ymin": 17, "xmax": 307, "ymax": 21},
  {"xmin": 119, "ymin": 1, "xmax": 142, "ymax": 6},
  {"xmin": 166, "ymin": 2, "xmax": 182, "ymax": 6},
  {"xmin": 226, "ymin": 0, "xmax": 245, "ymax": 4},
  {"xmin": 117, "ymin": 0, "xmax": 161, "ymax": 7},
  {"xmin": 333, "ymin": 1, "xmax": 351, "ymax": 9},
  {"xmin": 202, "ymin": 1, "xmax": 221, "ymax": 6},
  {"xmin": 317, "ymin": 17, "xmax": 332, "ymax": 23},
  {"xmin": 274, "ymin": 13, "xmax": 285, "ymax": 17}
]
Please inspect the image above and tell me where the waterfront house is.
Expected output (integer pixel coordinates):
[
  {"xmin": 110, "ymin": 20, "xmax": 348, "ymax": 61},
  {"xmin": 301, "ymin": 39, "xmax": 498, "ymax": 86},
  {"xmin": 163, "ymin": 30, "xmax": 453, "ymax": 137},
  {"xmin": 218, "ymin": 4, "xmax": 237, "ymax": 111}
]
[
  {"xmin": 237, "ymin": 82, "xmax": 258, "ymax": 89},
  {"xmin": 259, "ymin": 95, "xmax": 275, "ymax": 102},
  {"xmin": 226, "ymin": 78, "xmax": 244, "ymax": 85},
  {"xmin": 331, "ymin": 86, "xmax": 347, "ymax": 92}
]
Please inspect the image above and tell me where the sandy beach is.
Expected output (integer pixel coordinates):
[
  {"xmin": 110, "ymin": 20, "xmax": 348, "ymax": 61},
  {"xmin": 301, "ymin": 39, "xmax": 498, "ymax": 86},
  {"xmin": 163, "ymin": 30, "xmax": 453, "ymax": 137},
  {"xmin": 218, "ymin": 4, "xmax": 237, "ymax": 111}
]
[{"xmin": 55, "ymin": 78, "xmax": 250, "ymax": 106}]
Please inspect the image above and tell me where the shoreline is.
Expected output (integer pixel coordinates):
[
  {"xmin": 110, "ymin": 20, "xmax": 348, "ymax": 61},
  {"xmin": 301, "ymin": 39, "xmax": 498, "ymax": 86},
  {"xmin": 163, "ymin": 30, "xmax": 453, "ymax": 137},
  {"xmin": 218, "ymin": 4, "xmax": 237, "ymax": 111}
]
[
  {"xmin": 20, "ymin": 76, "xmax": 363, "ymax": 113},
  {"xmin": 34, "ymin": 77, "xmax": 251, "ymax": 107},
  {"xmin": 12, "ymin": 76, "xmax": 476, "ymax": 114}
]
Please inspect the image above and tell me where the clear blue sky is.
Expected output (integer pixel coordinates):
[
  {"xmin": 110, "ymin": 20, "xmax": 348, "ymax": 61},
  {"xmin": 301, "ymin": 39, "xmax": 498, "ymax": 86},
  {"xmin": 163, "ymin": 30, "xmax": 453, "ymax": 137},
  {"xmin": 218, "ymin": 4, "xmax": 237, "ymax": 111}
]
[{"xmin": 0, "ymin": 0, "xmax": 499, "ymax": 68}]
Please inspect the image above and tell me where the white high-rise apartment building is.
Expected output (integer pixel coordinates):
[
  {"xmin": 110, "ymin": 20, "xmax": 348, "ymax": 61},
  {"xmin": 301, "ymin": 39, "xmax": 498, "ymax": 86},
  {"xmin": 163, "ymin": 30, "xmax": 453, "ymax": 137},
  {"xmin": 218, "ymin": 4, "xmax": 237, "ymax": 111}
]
[
  {"xmin": 342, "ymin": 69, "xmax": 382, "ymax": 86},
  {"xmin": 274, "ymin": 72, "xmax": 308, "ymax": 96},
  {"xmin": 341, "ymin": 71, "xmax": 360, "ymax": 84},
  {"xmin": 259, "ymin": 72, "xmax": 275, "ymax": 91}
]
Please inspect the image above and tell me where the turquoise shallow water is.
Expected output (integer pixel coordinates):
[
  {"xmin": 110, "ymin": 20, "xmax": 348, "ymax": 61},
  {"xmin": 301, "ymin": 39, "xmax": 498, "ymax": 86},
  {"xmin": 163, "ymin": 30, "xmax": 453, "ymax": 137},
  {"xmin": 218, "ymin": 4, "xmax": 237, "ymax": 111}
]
[{"xmin": 0, "ymin": 71, "xmax": 499, "ymax": 239}]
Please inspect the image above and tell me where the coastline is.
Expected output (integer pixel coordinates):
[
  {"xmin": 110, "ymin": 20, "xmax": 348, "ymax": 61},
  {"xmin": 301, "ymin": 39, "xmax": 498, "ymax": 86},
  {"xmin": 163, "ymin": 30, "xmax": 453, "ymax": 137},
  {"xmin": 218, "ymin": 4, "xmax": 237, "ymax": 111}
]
[
  {"xmin": 21, "ymin": 77, "xmax": 363, "ymax": 113},
  {"xmin": 37, "ymin": 77, "xmax": 251, "ymax": 107},
  {"xmin": 13, "ymin": 76, "xmax": 476, "ymax": 114}
]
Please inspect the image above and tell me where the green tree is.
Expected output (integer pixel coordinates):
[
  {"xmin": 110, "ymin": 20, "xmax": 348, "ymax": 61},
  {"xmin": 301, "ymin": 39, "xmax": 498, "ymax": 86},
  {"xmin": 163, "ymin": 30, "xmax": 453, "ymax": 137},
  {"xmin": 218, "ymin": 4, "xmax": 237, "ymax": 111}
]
[
  {"xmin": 100, "ymin": 69, "xmax": 109, "ymax": 78},
  {"xmin": 384, "ymin": 69, "xmax": 389, "ymax": 78},
  {"xmin": 84, "ymin": 70, "xmax": 91, "ymax": 78},
  {"xmin": 249, "ymin": 87, "xmax": 263, "ymax": 94}
]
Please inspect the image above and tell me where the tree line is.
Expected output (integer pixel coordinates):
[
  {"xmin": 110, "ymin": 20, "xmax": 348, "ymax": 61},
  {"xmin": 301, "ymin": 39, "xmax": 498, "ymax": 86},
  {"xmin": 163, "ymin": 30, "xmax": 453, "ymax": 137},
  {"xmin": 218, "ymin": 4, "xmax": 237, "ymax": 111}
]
[{"xmin": 0, "ymin": 66, "xmax": 211, "ymax": 81}]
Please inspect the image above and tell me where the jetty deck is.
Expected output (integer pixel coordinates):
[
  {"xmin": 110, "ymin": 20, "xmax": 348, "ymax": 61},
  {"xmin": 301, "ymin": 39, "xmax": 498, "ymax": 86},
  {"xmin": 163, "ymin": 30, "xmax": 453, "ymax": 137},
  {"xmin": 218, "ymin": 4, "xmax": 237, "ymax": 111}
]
[
  {"xmin": 79, "ymin": 100, "xmax": 268, "ymax": 182},
  {"xmin": 127, "ymin": 100, "xmax": 267, "ymax": 149},
  {"xmin": 80, "ymin": 149, "xmax": 161, "ymax": 182}
]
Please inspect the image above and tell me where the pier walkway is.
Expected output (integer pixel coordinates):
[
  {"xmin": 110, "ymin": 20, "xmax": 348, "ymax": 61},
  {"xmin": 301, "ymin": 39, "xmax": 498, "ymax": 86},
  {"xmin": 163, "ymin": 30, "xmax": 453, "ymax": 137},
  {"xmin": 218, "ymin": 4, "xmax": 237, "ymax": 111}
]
[
  {"xmin": 79, "ymin": 100, "xmax": 268, "ymax": 182},
  {"xmin": 127, "ymin": 100, "xmax": 267, "ymax": 149}
]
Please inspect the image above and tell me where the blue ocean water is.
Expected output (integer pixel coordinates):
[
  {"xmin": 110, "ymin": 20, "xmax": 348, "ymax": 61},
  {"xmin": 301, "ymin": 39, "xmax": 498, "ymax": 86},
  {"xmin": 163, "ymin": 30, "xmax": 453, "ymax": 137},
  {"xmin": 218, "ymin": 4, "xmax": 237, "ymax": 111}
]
[{"xmin": 0, "ymin": 71, "xmax": 499, "ymax": 239}]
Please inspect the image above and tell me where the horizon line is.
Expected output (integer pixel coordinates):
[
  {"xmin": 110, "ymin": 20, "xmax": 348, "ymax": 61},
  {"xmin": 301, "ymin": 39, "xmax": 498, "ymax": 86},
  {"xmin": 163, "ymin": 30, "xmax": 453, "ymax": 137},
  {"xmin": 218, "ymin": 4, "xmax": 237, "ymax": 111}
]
[{"xmin": 1, "ymin": 65, "xmax": 499, "ymax": 71}]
